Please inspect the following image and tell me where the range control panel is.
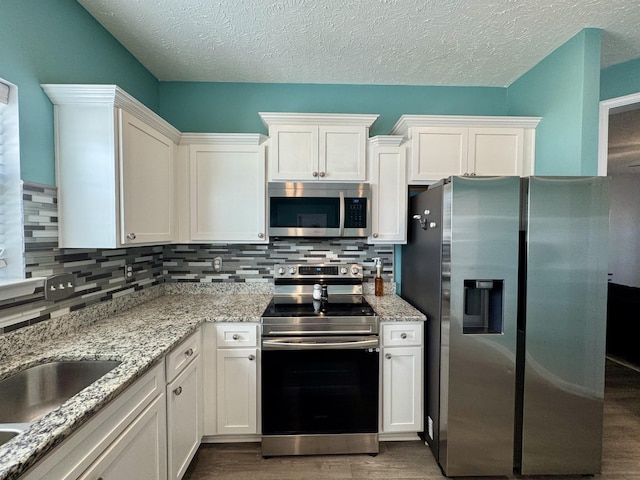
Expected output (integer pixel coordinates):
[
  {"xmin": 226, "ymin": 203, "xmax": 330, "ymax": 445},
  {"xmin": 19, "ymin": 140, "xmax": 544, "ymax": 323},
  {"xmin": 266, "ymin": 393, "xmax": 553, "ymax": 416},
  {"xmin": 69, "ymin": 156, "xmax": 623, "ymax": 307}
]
[{"xmin": 274, "ymin": 263, "xmax": 363, "ymax": 279}]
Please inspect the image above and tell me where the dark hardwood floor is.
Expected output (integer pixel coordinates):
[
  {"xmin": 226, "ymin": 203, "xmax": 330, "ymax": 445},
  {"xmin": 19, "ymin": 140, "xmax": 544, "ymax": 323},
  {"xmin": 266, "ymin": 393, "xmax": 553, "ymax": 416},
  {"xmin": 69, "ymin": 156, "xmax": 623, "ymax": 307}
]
[{"xmin": 184, "ymin": 359, "xmax": 640, "ymax": 479}]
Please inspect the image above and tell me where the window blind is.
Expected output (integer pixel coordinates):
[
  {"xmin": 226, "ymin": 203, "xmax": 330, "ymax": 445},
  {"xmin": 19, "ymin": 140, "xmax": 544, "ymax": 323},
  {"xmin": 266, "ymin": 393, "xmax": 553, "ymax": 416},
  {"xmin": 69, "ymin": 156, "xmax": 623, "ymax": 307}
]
[{"xmin": 0, "ymin": 81, "xmax": 8, "ymax": 268}]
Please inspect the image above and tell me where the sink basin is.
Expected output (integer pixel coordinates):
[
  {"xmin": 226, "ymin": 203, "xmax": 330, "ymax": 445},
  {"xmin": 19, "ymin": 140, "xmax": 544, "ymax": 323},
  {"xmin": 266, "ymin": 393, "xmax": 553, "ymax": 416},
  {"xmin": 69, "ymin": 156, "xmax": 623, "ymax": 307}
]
[
  {"xmin": 0, "ymin": 360, "xmax": 121, "ymax": 424},
  {"xmin": 0, "ymin": 425, "xmax": 24, "ymax": 446}
]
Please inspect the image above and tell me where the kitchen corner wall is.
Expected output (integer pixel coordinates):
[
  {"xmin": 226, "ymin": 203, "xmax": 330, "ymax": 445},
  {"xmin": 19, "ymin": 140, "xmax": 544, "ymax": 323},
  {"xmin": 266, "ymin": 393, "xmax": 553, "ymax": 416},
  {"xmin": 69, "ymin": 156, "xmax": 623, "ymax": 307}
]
[
  {"xmin": 0, "ymin": 182, "xmax": 165, "ymax": 334},
  {"xmin": 0, "ymin": 182, "xmax": 394, "ymax": 334}
]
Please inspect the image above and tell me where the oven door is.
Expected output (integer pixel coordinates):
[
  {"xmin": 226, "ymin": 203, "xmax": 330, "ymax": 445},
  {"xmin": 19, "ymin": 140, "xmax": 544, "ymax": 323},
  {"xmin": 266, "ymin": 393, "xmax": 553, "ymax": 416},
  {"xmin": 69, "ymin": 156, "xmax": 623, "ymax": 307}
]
[{"xmin": 261, "ymin": 336, "xmax": 379, "ymax": 436}]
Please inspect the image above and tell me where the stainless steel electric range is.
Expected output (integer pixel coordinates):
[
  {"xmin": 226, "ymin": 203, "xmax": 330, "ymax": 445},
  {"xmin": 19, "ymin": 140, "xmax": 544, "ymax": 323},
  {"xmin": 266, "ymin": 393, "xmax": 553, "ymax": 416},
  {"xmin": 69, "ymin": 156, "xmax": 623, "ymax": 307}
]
[{"xmin": 261, "ymin": 263, "xmax": 379, "ymax": 457}]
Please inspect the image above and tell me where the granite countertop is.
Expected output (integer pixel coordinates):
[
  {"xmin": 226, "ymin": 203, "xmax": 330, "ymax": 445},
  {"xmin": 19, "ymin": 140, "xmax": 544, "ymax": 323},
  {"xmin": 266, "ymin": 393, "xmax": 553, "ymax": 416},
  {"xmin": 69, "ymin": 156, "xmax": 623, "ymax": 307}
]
[{"xmin": 0, "ymin": 291, "xmax": 423, "ymax": 480}]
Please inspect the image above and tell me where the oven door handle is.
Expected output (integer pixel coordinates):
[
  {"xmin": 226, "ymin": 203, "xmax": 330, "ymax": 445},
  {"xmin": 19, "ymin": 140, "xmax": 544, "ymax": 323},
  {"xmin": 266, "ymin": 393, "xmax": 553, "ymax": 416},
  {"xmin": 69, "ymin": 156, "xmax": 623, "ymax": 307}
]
[
  {"xmin": 262, "ymin": 336, "xmax": 379, "ymax": 350},
  {"xmin": 339, "ymin": 190, "xmax": 345, "ymax": 236}
]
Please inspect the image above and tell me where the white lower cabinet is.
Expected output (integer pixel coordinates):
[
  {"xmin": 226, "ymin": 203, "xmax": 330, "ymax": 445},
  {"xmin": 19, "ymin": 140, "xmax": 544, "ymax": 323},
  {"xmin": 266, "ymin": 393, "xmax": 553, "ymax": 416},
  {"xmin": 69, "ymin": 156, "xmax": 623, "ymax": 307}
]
[
  {"xmin": 202, "ymin": 323, "xmax": 259, "ymax": 438},
  {"xmin": 20, "ymin": 329, "xmax": 205, "ymax": 480},
  {"xmin": 166, "ymin": 331, "xmax": 202, "ymax": 480},
  {"xmin": 78, "ymin": 394, "xmax": 167, "ymax": 480},
  {"xmin": 216, "ymin": 347, "xmax": 258, "ymax": 434},
  {"xmin": 380, "ymin": 322, "xmax": 423, "ymax": 435},
  {"xmin": 20, "ymin": 362, "xmax": 167, "ymax": 480}
]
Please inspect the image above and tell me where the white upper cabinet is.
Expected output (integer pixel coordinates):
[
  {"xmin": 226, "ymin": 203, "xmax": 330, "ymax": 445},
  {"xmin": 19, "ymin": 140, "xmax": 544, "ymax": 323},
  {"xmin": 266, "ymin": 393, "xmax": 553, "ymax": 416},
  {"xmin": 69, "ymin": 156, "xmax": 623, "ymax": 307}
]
[
  {"xmin": 260, "ymin": 112, "xmax": 378, "ymax": 182},
  {"xmin": 42, "ymin": 84, "xmax": 180, "ymax": 248},
  {"xmin": 368, "ymin": 136, "xmax": 407, "ymax": 244},
  {"xmin": 177, "ymin": 134, "xmax": 268, "ymax": 244},
  {"xmin": 391, "ymin": 115, "xmax": 541, "ymax": 183}
]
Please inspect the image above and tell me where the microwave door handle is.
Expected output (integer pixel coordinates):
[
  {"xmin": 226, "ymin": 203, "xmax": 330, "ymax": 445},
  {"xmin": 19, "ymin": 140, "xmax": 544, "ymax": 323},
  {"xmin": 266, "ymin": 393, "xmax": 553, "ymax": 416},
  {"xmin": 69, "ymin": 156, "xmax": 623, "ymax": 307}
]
[{"xmin": 339, "ymin": 190, "xmax": 345, "ymax": 236}]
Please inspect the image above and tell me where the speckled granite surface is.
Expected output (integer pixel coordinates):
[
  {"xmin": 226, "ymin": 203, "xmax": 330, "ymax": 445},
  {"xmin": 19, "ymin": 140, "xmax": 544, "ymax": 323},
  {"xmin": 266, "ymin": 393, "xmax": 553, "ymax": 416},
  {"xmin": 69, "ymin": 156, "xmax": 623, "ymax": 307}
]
[
  {"xmin": 364, "ymin": 294, "xmax": 425, "ymax": 321},
  {"xmin": 0, "ymin": 289, "xmax": 422, "ymax": 480}
]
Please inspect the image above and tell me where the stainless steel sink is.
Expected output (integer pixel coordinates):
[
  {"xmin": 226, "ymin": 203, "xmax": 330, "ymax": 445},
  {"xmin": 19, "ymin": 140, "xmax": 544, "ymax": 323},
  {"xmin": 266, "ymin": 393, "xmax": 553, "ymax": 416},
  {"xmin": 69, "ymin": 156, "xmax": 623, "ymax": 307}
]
[
  {"xmin": 0, "ymin": 425, "xmax": 24, "ymax": 447},
  {"xmin": 0, "ymin": 360, "xmax": 121, "ymax": 424}
]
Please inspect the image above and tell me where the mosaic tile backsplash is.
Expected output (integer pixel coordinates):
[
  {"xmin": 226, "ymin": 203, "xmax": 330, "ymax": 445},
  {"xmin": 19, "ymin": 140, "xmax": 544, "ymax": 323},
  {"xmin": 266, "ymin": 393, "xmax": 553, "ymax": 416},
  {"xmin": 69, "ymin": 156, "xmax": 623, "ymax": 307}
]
[{"xmin": 0, "ymin": 182, "xmax": 396, "ymax": 334}]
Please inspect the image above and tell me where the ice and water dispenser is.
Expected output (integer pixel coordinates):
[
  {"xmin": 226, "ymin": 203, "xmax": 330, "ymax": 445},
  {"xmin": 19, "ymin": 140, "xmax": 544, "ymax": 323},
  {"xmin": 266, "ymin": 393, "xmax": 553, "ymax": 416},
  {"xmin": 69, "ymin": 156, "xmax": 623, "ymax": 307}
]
[{"xmin": 463, "ymin": 280, "xmax": 504, "ymax": 334}]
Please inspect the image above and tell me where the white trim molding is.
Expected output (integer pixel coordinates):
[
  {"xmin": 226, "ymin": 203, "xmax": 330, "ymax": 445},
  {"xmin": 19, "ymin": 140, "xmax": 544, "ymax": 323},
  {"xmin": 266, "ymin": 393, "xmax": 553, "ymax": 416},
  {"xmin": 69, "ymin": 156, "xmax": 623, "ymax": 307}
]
[
  {"xmin": 390, "ymin": 114, "xmax": 542, "ymax": 138},
  {"xmin": 179, "ymin": 133, "xmax": 268, "ymax": 145},
  {"xmin": 41, "ymin": 84, "xmax": 181, "ymax": 144},
  {"xmin": 259, "ymin": 112, "xmax": 379, "ymax": 128},
  {"xmin": 598, "ymin": 92, "xmax": 640, "ymax": 177}
]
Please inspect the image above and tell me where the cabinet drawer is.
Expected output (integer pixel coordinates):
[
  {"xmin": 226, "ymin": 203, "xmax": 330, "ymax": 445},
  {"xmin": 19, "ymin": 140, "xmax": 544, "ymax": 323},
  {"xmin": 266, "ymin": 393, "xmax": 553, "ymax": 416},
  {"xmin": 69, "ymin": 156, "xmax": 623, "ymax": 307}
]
[
  {"xmin": 166, "ymin": 330, "xmax": 201, "ymax": 383},
  {"xmin": 382, "ymin": 323, "xmax": 423, "ymax": 347},
  {"xmin": 215, "ymin": 323, "xmax": 258, "ymax": 348}
]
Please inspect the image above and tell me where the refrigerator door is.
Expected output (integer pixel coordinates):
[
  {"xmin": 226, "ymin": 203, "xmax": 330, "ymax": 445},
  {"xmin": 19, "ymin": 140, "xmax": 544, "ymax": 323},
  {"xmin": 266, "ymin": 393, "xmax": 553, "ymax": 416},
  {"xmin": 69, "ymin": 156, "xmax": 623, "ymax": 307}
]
[
  {"xmin": 441, "ymin": 176, "xmax": 521, "ymax": 476},
  {"xmin": 402, "ymin": 184, "xmax": 444, "ymax": 461},
  {"xmin": 519, "ymin": 176, "xmax": 609, "ymax": 475}
]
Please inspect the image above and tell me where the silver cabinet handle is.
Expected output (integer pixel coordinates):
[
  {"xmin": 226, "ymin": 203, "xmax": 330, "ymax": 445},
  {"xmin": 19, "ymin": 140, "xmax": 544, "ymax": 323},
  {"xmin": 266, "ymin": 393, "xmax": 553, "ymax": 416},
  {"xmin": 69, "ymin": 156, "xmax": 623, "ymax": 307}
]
[
  {"xmin": 173, "ymin": 386, "xmax": 183, "ymax": 396},
  {"xmin": 401, "ymin": 333, "xmax": 407, "ymax": 339},
  {"xmin": 185, "ymin": 348, "xmax": 194, "ymax": 357},
  {"xmin": 258, "ymin": 232, "xmax": 265, "ymax": 238},
  {"xmin": 319, "ymin": 171, "xmax": 325, "ymax": 177},
  {"xmin": 385, "ymin": 353, "xmax": 392, "ymax": 359},
  {"xmin": 373, "ymin": 233, "xmax": 378, "ymax": 238},
  {"xmin": 312, "ymin": 171, "xmax": 318, "ymax": 177},
  {"xmin": 248, "ymin": 354, "xmax": 256, "ymax": 361},
  {"xmin": 127, "ymin": 233, "xmax": 136, "ymax": 240},
  {"xmin": 232, "ymin": 334, "xmax": 240, "ymax": 340}
]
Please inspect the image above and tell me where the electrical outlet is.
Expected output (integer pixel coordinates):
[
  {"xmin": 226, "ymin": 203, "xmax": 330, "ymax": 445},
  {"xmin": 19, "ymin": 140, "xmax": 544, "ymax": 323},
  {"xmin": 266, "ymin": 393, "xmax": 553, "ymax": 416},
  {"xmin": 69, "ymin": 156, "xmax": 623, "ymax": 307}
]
[
  {"xmin": 213, "ymin": 256, "xmax": 222, "ymax": 272},
  {"xmin": 124, "ymin": 264, "xmax": 134, "ymax": 282},
  {"xmin": 44, "ymin": 273, "xmax": 75, "ymax": 301}
]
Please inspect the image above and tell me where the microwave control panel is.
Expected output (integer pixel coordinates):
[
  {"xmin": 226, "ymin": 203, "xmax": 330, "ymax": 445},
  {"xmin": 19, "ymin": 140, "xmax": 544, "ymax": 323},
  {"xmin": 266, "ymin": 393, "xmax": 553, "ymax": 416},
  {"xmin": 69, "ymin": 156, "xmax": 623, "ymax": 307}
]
[{"xmin": 345, "ymin": 198, "xmax": 367, "ymax": 228}]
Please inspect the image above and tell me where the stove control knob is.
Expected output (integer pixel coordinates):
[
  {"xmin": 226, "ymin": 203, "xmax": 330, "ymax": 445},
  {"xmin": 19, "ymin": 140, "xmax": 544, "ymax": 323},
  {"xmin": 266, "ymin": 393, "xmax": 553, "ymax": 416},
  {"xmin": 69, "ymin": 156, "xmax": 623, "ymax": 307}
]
[
  {"xmin": 288, "ymin": 266, "xmax": 296, "ymax": 275},
  {"xmin": 277, "ymin": 267, "xmax": 285, "ymax": 275},
  {"xmin": 351, "ymin": 266, "xmax": 360, "ymax": 275},
  {"xmin": 340, "ymin": 267, "xmax": 348, "ymax": 275}
]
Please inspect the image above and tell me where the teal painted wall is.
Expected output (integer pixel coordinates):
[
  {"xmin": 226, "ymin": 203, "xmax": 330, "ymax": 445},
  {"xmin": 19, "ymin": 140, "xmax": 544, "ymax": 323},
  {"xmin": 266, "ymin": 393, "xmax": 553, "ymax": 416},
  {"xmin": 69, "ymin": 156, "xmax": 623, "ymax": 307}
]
[
  {"xmin": 601, "ymin": 56, "xmax": 640, "ymax": 100},
  {"xmin": 0, "ymin": 0, "xmax": 159, "ymax": 185},
  {"xmin": 507, "ymin": 29, "xmax": 602, "ymax": 175},
  {"xmin": 159, "ymin": 82, "xmax": 507, "ymax": 136}
]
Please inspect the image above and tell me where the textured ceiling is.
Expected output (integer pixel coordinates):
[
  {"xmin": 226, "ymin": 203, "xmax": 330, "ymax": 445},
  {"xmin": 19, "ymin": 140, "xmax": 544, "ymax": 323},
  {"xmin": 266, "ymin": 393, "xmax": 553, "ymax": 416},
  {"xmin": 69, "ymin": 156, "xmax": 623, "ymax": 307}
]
[{"xmin": 78, "ymin": 0, "xmax": 640, "ymax": 87}]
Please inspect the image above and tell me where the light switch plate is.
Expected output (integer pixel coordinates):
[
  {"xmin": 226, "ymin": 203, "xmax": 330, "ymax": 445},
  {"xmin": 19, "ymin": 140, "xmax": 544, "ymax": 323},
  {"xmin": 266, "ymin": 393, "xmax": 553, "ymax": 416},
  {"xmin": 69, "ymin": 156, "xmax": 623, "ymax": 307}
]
[{"xmin": 44, "ymin": 273, "xmax": 75, "ymax": 301}]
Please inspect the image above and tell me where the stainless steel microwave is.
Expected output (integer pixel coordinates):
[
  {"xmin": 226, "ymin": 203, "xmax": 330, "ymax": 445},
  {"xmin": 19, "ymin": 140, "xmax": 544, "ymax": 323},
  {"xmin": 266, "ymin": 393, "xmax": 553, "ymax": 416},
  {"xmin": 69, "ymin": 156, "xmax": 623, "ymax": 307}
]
[{"xmin": 267, "ymin": 182, "xmax": 371, "ymax": 238}]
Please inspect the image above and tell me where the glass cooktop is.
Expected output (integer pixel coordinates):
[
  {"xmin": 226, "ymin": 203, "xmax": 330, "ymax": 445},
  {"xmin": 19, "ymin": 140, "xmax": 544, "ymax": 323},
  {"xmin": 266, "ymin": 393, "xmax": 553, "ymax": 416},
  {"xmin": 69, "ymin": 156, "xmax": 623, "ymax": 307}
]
[{"xmin": 261, "ymin": 297, "xmax": 376, "ymax": 318}]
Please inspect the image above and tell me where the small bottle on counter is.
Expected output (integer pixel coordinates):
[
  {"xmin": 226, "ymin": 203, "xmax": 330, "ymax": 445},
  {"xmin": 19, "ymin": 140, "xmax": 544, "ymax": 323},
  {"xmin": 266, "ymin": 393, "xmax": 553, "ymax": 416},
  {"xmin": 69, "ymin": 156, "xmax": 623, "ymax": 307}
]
[{"xmin": 374, "ymin": 258, "xmax": 384, "ymax": 296}]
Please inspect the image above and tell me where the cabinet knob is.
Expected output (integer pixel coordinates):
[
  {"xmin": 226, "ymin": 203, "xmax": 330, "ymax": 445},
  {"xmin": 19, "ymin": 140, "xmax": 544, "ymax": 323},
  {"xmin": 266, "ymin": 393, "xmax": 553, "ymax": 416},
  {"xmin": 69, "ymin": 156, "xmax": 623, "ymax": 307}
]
[
  {"xmin": 232, "ymin": 334, "xmax": 240, "ymax": 340},
  {"xmin": 173, "ymin": 386, "xmax": 183, "ymax": 396},
  {"xmin": 319, "ymin": 171, "xmax": 325, "ymax": 177},
  {"xmin": 372, "ymin": 233, "xmax": 378, "ymax": 238},
  {"xmin": 258, "ymin": 232, "xmax": 265, "ymax": 239},
  {"xmin": 401, "ymin": 333, "xmax": 407, "ymax": 339},
  {"xmin": 312, "ymin": 171, "xmax": 318, "ymax": 177},
  {"xmin": 185, "ymin": 348, "xmax": 194, "ymax": 357},
  {"xmin": 248, "ymin": 354, "xmax": 256, "ymax": 361},
  {"xmin": 127, "ymin": 232, "xmax": 137, "ymax": 240},
  {"xmin": 385, "ymin": 353, "xmax": 392, "ymax": 360}
]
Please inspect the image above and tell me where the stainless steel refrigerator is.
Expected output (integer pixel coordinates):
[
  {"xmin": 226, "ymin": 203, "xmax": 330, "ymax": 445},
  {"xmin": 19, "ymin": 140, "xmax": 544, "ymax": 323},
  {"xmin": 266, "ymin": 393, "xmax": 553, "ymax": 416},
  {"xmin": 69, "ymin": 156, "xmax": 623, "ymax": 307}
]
[{"xmin": 401, "ymin": 176, "xmax": 609, "ymax": 476}]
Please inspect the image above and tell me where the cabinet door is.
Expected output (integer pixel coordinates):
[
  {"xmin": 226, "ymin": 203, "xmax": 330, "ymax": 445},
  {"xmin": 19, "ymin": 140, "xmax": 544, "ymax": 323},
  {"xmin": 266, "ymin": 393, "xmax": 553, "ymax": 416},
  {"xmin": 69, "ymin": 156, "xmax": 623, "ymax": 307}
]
[
  {"xmin": 216, "ymin": 348, "xmax": 258, "ymax": 435},
  {"xmin": 319, "ymin": 125, "xmax": 367, "ymax": 181},
  {"xmin": 189, "ymin": 144, "xmax": 267, "ymax": 243},
  {"xmin": 369, "ymin": 145, "xmax": 407, "ymax": 243},
  {"xmin": 78, "ymin": 394, "xmax": 167, "ymax": 480},
  {"xmin": 269, "ymin": 125, "xmax": 318, "ymax": 180},
  {"xmin": 119, "ymin": 109, "xmax": 174, "ymax": 244},
  {"xmin": 382, "ymin": 346, "xmax": 422, "ymax": 433},
  {"xmin": 167, "ymin": 357, "xmax": 201, "ymax": 480},
  {"xmin": 468, "ymin": 127, "xmax": 524, "ymax": 176},
  {"xmin": 410, "ymin": 127, "xmax": 468, "ymax": 181}
]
